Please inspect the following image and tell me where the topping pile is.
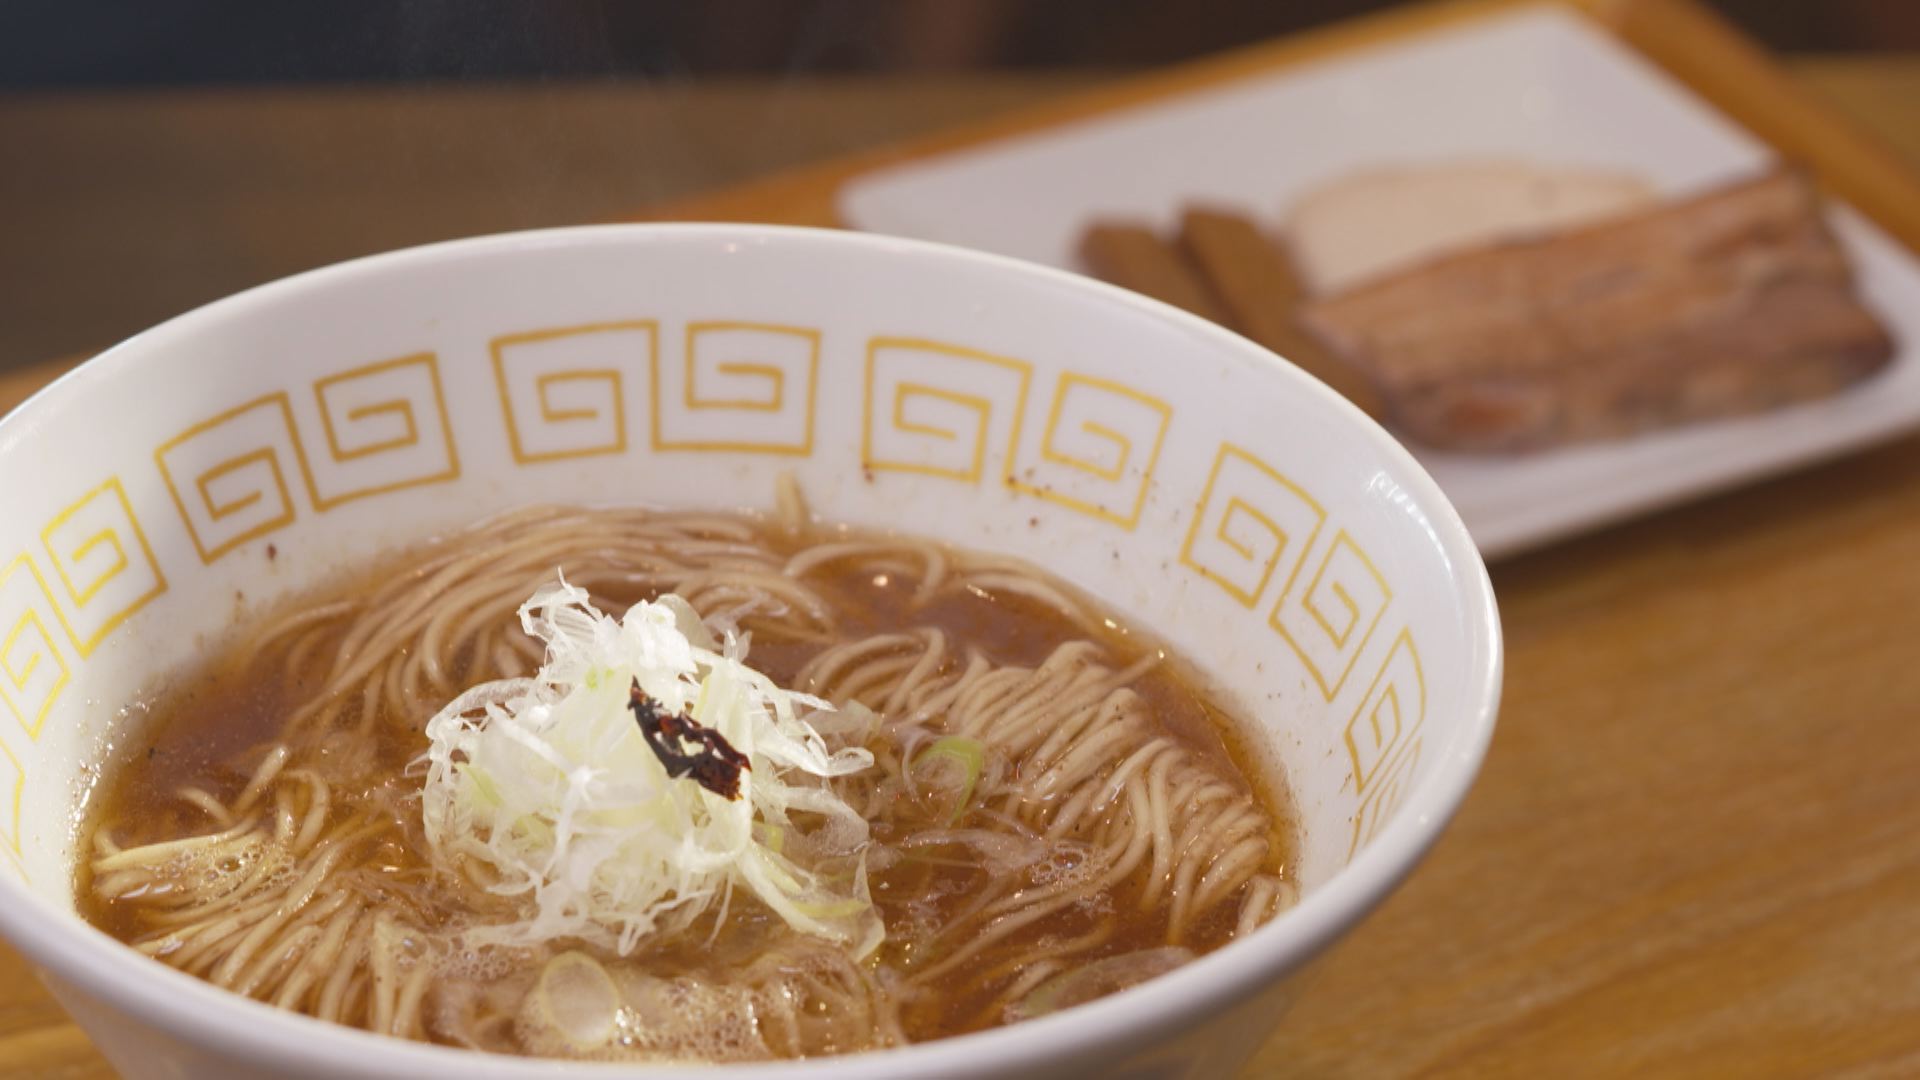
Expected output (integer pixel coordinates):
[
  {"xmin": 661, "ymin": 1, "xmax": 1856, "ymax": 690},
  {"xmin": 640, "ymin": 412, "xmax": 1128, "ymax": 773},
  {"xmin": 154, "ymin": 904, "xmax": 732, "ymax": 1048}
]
[{"xmin": 419, "ymin": 580, "xmax": 881, "ymax": 957}]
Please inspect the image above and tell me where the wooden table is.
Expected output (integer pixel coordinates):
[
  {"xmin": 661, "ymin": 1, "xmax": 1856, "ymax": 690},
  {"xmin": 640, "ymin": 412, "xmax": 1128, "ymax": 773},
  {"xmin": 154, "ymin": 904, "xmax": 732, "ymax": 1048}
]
[{"xmin": 6, "ymin": 2, "xmax": 1920, "ymax": 1076}]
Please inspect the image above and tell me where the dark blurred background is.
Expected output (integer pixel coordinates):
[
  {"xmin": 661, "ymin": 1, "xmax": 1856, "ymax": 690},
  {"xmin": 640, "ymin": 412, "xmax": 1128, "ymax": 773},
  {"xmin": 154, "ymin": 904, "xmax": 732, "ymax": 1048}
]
[
  {"xmin": 3, "ymin": 0, "xmax": 1918, "ymax": 373},
  {"xmin": 3, "ymin": 0, "xmax": 1918, "ymax": 87}
]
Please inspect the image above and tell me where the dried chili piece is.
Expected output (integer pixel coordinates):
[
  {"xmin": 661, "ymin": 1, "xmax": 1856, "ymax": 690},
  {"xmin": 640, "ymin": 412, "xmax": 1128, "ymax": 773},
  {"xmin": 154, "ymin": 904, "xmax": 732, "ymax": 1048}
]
[{"xmin": 628, "ymin": 679, "xmax": 750, "ymax": 800}]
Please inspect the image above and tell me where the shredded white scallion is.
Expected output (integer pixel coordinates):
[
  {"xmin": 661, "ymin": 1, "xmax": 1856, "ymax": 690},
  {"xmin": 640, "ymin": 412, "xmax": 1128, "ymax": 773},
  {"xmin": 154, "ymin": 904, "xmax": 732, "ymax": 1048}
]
[{"xmin": 419, "ymin": 578, "xmax": 882, "ymax": 958}]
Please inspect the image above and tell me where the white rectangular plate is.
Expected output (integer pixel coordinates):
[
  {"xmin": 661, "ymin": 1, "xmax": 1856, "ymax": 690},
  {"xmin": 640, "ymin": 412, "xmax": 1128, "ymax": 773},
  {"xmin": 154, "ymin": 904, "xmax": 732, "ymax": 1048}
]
[{"xmin": 838, "ymin": 6, "xmax": 1920, "ymax": 558}]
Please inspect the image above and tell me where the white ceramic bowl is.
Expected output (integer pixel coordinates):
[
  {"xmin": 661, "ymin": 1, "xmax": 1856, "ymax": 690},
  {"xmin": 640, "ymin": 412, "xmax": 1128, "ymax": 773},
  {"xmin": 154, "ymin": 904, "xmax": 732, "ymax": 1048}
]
[{"xmin": 0, "ymin": 225, "xmax": 1499, "ymax": 1079}]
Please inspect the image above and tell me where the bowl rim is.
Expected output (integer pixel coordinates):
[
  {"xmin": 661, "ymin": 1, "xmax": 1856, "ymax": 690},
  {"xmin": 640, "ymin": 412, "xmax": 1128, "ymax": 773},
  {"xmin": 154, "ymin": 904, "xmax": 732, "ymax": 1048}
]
[{"xmin": 0, "ymin": 221, "xmax": 1502, "ymax": 1078}]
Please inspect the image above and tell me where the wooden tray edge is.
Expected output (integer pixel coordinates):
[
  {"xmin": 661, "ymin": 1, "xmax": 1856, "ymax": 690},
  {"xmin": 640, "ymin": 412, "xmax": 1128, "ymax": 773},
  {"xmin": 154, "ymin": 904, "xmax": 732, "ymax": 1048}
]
[{"xmin": 1595, "ymin": 0, "xmax": 1920, "ymax": 253}]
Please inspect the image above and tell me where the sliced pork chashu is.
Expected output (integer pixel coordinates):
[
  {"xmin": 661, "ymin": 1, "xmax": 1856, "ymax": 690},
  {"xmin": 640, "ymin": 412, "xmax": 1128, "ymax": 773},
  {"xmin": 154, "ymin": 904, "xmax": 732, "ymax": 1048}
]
[{"xmin": 1299, "ymin": 171, "xmax": 1896, "ymax": 453}]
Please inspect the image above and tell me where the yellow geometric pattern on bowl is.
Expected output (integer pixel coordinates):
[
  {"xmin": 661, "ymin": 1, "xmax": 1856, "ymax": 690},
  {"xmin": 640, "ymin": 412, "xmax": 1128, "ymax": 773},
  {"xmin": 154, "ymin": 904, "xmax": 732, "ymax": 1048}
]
[
  {"xmin": 652, "ymin": 322, "xmax": 818, "ymax": 455},
  {"xmin": 1345, "ymin": 628, "xmax": 1426, "ymax": 795},
  {"xmin": 308, "ymin": 353, "xmax": 460, "ymax": 508},
  {"xmin": 0, "ymin": 555, "xmax": 68, "ymax": 741},
  {"xmin": 1271, "ymin": 529, "xmax": 1392, "ymax": 701},
  {"xmin": 1344, "ymin": 629, "xmax": 1424, "ymax": 858},
  {"xmin": 492, "ymin": 322, "xmax": 652, "ymax": 464},
  {"xmin": 863, "ymin": 337, "xmax": 1032, "ymax": 483},
  {"xmin": 155, "ymin": 394, "xmax": 312, "ymax": 564},
  {"xmin": 3, "ymin": 316, "xmax": 1453, "ymax": 875},
  {"xmin": 1180, "ymin": 442, "xmax": 1326, "ymax": 608},
  {"xmin": 1348, "ymin": 732, "xmax": 1423, "ymax": 860},
  {"xmin": 0, "ymin": 731, "xmax": 23, "ymax": 861},
  {"xmin": 39, "ymin": 477, "xmax": 167, "ymax": 658},
  {"xmin": 1008, "ymin": 373, "xmax": 1171, "ymax": 529}
]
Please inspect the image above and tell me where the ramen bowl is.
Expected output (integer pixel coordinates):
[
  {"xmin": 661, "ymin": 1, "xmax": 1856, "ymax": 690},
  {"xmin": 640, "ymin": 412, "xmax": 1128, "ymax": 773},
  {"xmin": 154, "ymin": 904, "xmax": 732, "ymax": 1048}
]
[{"xmin": 0, "ymin": 224, "xmax": 1499, "ymax": 1079}]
